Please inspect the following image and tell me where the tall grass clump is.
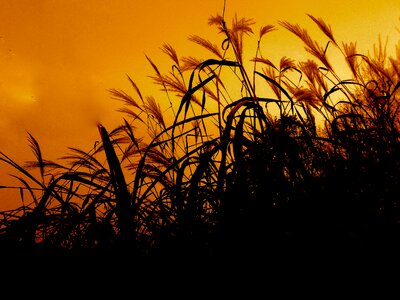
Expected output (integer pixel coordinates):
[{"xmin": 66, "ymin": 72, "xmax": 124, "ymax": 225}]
[{"xmin": 0, "ymin": 6, "xmax": 399, "ymax": 263}]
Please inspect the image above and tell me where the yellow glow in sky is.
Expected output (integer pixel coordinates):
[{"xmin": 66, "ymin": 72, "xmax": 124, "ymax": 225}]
[{"xmin": 0, "ymin": 0, "xmax": 399, "ymax": 209}]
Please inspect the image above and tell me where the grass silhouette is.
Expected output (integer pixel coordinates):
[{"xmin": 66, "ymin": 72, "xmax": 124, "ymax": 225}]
[{"xmin": 0, "ymin": 6, "xmax": 399, "ymax": 270}]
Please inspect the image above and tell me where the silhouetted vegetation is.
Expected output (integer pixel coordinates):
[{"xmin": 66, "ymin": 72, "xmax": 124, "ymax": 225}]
[{"xmin": 1, "ymin": 8, "xmax": 399, "ymax": 266}]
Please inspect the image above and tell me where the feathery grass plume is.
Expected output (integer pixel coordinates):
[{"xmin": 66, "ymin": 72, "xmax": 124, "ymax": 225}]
[
  {"xmin": 253, "ymin": 25, "xmax": 276, "ymax": 88},
  {"xmin": 362, "ymin": 36, "xmax": 392, "ymax": 82},
  {"xmin": 259, "ymin": 25, "xmax": 276, "ymax": 40},
  {"xmin": 208, "ymin": 14, "xmax": 225, "ymax": 32},
  {"xmin": 188, "ymin": 35, "xmax": 224, "ymax": 59},
  {"xmin": 262, "ymin": 66, "xmax": 283, "ymax": 102},
  {"xmin": 251, "ymin": 57, "xmax": 277, "ymax": 69},
  {"xmin": 299, "ymin": 59, "xmax": 328, "ymax": 99},
  {"xmin": 109, "ymin": 88, "xmax": 142, "ymax": 110},
  {"xmin": 25, "ymin": 132, "xmax": 45, "ymax": 184},
  {"xmin": 117, "ymin": 107, "xmax": 145, "ymax": 124},
  {"xmin": 181, "ymin": 56, "xmax": 204, "ymax": 72},
  {"xmin": 279, "ymin": 20, "xmax": 332, "ymax": 70},
  {"xmin": 146, "ymin": 147, "xmax": 174, "ymax": 170},
  {"xmin": 211, "ymin": 14, "xmax": 257, "ymax": 100},
  {"xmin": 150, "ymin": 71, "xmax": 188, "ymax": 98},
  {"xmin": 307, "ymin": 14, "xmax": 337, "ymax": 46},
  {"xmin": 279, "ymin": 56, "xmax": 297, "ymax": 72},
  {"xmin": 229, "ymin": 15, "xmax": 255, "ymax": 64},
  {"xmin": 145, "ymin": 54, "xmax": 176, "ymax": 113},
  {"xmin": 126, "ymin": 74, "xmax": 145, "ymax": 104},
  {"xmin": 160, "ymin": 43, "xmax": 180, "ymax": 68},
  {"xmin": 60, "ymin": 147, "xmax": 111, "ymax": 185},
  {"xmin": 108, "ymin": 89, "xmax": 146, "ymax": 133},
  {"xmin": 289, "ymin": 85, "xmax": 321, "ymax": 109},
  {"xmin": 342, "ymin": 42, "xmax": 359, "ymax": 79},
  {"xmin": 144, "ymin": 96, "xmax": 166, "ymax": 130}
]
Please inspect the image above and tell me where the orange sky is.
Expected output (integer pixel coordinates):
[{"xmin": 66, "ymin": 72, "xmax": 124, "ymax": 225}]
[{"xmin": 0, "ymin": 0, "xmax": 399, "ymax": 210}]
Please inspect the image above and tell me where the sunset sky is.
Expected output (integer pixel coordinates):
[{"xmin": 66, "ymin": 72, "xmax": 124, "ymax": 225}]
[{"xmin": 0, "ymin": 0, "xmax": 399, "ymax": 209}]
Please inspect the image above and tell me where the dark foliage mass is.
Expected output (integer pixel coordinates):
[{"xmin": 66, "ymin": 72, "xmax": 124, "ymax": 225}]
[{"xmin": 0, "ymin": 11, "xmax": 399, "ymax": 268}]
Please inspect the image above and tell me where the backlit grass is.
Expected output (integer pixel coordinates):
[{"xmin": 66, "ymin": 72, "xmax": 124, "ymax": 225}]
[{"xmin": 0, "ymin": 8, "xmax": 399, "ymax": 263}]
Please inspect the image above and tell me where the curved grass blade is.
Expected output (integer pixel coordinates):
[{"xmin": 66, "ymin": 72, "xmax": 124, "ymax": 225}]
[{"xmin": 98, "ymin": 124, "xmax": 135, "ymax": 243}]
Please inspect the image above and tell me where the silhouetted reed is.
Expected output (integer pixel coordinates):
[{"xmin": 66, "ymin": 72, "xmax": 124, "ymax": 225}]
[{"xmin": 0, "ymin": 9, "xmax": 399, "ymax": 265}]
